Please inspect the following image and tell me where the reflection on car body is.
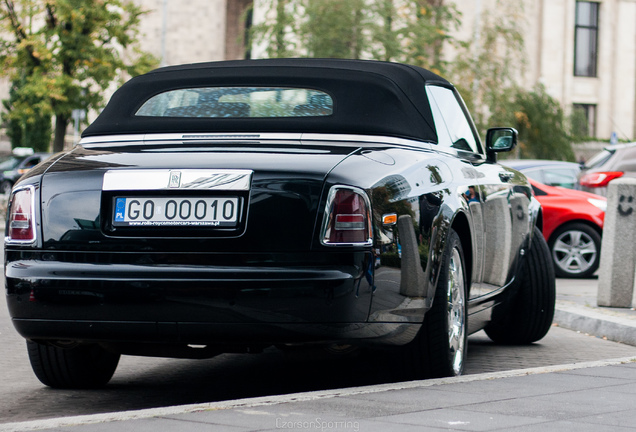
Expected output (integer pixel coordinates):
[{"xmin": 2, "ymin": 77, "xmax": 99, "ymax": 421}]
[
  {"xmin": 503, "ymin": 159, "xmax": 582, "ymax": 189},
  {"xmin": 0, "ymin": 148, "xmax": 52, "ymax": 195},
  {"xmin": 4, "ymin": 59, "xmax": 556, "ymax": 389}
]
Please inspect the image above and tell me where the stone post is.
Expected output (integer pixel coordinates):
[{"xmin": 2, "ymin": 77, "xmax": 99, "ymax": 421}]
[{"xmin": 598, "ymin": 178, "xmax": 636, "ymax": 307}]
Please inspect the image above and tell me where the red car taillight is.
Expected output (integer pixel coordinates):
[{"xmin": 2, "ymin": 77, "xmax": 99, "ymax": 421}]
[
  {"xmin": 6, "ymin": 186, "xmax": 36, "ymax": 243},
  {"xmin": 579, "ymin": 171, "xmax": 624, "ymax": 188},
  {"xmin": 321, "ymin": 186, "xmax": 372, "ymax": 246}
]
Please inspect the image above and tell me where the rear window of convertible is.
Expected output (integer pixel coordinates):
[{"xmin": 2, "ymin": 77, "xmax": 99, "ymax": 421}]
[{"xmin": 135, "ymin": 87, "xmax": 334, "ymax": 118}]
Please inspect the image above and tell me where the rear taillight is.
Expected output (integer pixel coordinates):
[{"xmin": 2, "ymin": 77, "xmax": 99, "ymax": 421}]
[
  {"xmin": 321, "ymin": 186, "xmax": 372, "ymax": 246},
  {"xmin": 6, "ymin": 186, "xmax": 36, "ymax": 244},
  {"xmin": 579, "ymin": 171, "xmax": 624, "ymax": 188}
]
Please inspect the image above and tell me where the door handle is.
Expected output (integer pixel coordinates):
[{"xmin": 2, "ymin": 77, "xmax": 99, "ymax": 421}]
[{"xmin": 499, "ymin": 171, "xmax": 515, "ymax": 182}]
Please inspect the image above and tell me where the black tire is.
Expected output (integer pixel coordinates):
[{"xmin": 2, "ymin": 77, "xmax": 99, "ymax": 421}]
[
  {"xmin": 485, "ymin": 227, "xmax": 556, "ymax": 344},
  {"xmin": 400, "ymin": 228, "xmax": 468, "ymax": 379},
  {"xmin": 548, "ymin": 222, "xmax": 601, "ymax": 278},
  {"xmin": 27, "ymin": 341, "xmax": 120, "ymax": 389}
]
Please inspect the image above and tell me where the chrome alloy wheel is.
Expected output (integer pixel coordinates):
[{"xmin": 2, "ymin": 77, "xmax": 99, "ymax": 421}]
[
  {"xmin": 552, "ymin": 229, "xmax": 597, "ymax": 275},
  {"xmin": 446, "ymin": 247, "xmax": 466, "ymax": 376}
]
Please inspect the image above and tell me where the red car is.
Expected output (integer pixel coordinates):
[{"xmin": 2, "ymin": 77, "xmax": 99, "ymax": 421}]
[{"xmin": 529, "ymin": 179, "xmax": 606, "ymax": 278}]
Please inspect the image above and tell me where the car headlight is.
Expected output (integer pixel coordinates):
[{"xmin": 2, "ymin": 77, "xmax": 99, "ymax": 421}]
[{"xmin": 587, "ymin": 198, "xmax": 607, "ymax": 212}]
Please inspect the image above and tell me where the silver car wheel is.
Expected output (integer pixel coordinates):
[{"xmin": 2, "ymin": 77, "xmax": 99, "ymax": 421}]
[
  {"xmin": 552, "ymin": 229, "xmax": 597, "ymax": 275},
  {"xmin": 446, "ymin": 247, "xmax": 466, "ymax": 376}
]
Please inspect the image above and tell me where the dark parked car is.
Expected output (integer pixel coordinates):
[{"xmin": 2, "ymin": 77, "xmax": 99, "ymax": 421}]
[
  {"xmin": 503, "ymin": 159, "xmax": 582, "ymax": 189},
  {"xmin": 528, "ymin": 178, "xmax": 605, "ymax": 278},
  {"xmin": 5, "ymin": 59, "xmax": 555, "ymax": 388},
  {"xmin": 0, "ymin": 149, "xmax": 51, "ymax": 194},
  {"xmin": 579, "ymin": 142, "xmax": 636, "ymax": 196}
]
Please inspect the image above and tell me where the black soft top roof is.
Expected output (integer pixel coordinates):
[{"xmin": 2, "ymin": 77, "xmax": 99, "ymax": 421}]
[{"xmin": 83, "ymin": 58, "xmax": 451, "ymax": 143}]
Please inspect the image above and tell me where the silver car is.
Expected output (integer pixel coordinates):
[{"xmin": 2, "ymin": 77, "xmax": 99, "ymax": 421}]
[{"xmin": 579, "ymin": 142, "xmax": 636, "ymax": 196}]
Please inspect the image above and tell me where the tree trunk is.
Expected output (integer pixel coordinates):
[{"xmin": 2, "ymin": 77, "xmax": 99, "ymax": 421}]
[{"xmin": 53, "ymin": 114, "xmax": 69, "ymax": 153}]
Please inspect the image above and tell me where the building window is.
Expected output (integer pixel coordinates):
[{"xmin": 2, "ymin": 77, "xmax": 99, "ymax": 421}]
[
  {"xmin": 574, "ymin": 1, "xmax": 599, "ymax": 77},
  {"xmin": 573, "ymin": 103, "xmax": 597, "ymax": 137}
]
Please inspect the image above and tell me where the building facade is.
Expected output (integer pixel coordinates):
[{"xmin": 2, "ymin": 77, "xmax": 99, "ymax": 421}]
[
  {"xmin": 454, "ymin": 0, "xmax": 636, "ymax": 142},
  {"xmin": 134, "ymin": 0, "xmax": 252, "ymax": 65}
]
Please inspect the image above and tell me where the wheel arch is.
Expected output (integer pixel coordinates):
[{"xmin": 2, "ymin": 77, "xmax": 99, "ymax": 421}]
[
  {"xmin": 547, "ymin": 219, "xmax": 603, "ymax": 245},
  {"xmin": 535, "ymin": 208, "xmax": 544, "ymax": 234}
]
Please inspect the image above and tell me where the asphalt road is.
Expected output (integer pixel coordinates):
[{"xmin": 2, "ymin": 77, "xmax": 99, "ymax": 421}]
[{"xmin": 3, "ymin": 278, "xmax": 636, "ymax": 424}]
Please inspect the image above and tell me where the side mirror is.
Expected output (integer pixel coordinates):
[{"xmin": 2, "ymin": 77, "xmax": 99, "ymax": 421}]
[{"xmin": 486, "ymin": 127, "xmax": 518, "ymax": 163}]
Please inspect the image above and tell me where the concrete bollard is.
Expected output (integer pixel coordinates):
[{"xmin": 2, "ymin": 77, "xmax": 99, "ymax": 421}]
[{"xmin": 597, "ymin": 177, "xmax": 636, "ymax": 307}]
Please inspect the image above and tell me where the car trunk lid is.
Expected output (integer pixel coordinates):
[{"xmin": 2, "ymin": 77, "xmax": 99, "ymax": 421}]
[{"xmin": 39, "ymin": 141, "xmax": 358, "ymax": 252}]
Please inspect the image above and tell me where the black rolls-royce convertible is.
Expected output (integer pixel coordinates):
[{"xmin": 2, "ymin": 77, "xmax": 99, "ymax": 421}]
[{"xmin": 5, "ymin": 59, "xmax": 555, "ymax": 388}]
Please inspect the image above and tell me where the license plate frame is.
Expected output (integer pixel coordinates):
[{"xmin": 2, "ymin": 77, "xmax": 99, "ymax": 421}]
[{"xmin": 112, "ymin": 196, "xmax": 240, "ymax": 228}]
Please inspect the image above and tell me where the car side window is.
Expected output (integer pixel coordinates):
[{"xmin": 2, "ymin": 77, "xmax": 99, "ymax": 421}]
[
  {"xmin": 614, "ymin": 147, "xmax": 636, "ymax": 171},
  {"xmin": 520, "ymin": 168, "xmax": 545, "ymax": 184},
  {"xmin": 426, "ymin": 85, "xmax": 481, "ymax": 154},
  {"xmin": 543, "ymin": 169, "xmax": 578, "ymax": 188},
  {"xmin": 24, "ymin": 157, "xmax": 41, "ymax": 168}
]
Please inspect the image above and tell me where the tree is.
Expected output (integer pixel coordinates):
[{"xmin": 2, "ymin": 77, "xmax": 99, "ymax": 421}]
[
  {"xmin": 300, "ymin": 0, "xmax": 369, "ymax": 59},
  {"xmin": 569, "ymin": 106, "xmax": 591, "ymax": 142},
  {"xmin": 391, "ymin": 0, "xmax": 462, "ymax": 75},
  {"xmin": 0, "ymin": 0, "xmax": 157, "ymax": 153},
  {"xmin": 250, "ymin": 0, "xmax": 461, "ymax": 69},
  {"xmin": 448, "ymin": 0, "xmax": 525, "ymax": 134},
  {"xmin": 2, "ymin": 76, "xmax": 52, "ymax": 152},
  {"xmin": 448, "ymin": 1, "xmax": 574, "ymax": 160},
  {"xmin": 250, "ymin": 0, "xmax": 371, "ymax": 59},
  {"xmin": 251, "ymin": 0, "xmax": 575, "ymax": 160},
  {"xmin": 249, "ymin": 0, "xmax": 300, "ymax": 58},
  {"xmin": 507, "ymin": 85, "xmax": 575, "ymax": 161}
]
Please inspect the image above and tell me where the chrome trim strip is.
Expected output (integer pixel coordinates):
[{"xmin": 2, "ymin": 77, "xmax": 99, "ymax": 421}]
[
  {"xmin": 80, "ymin": 134, "xmax": 147, "ymax": 144},
  {"xmin": 80, "ymin": 132, "xmax": 303, "ymax": 146},
  {"xmin": 301, "ymin": 133, "xmax": 434, "ymax": 150},
  {"xmin": 103, "ymin": 169, "xmax": 253, "ymax": 191},
  {"xmin": 80, "ymin": 132, "xmax": 432, "ymax": 149}
]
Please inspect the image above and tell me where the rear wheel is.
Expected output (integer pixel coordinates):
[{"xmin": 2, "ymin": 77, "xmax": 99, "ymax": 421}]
[
  {"xmin": 485, "ymin": 227, "xmax": 556, "ymax": 344},
  {"xmin": 400, "ymin": 228, "xmax": 467, "ymax": 379},
  {"xmin": 27, "ymin": 341, "xmax": 120, "ymax": 389},
  {"xmin": 549, "ymin": 223, "xmax": 601, "ymax": 278}
]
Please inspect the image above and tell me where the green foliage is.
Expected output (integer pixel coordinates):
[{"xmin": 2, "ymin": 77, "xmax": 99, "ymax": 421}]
[
  {"xmin": 250, "ymin": 0, "xmax": 462, "ymax": 71},
  {"xmin": 569, "ymin": 106, "xmax": 590, "ymax": 142},
  {"xmin": 0, "ymin": 0, "xmax": 158, "ymax": 152},
  {"xmin": 251, "ymin": 0, "xmax": 576, "ymax": 161},
  {"xmin": 250, "ymin": 0, "xmax": 371, "ymax": 59},
  {"xmin": 301, "ymin": 0, "xmax": 369, "ymax": 59},
  {"xmin": 249, "ymin": 0, "xmax": 300, "ymax": 57},
  {"xmin": 389, "ymin": 0, "xmax": 462, "ymax": 75},
  {"xmin": 445, "ymin": 1, "xmax": 574, "ymax": 160},
  {"xmin": 505, "ymin": 85, "xmax": 575, "ymax": 161},
  {"xmin": 2, "ymin": 77, "xmax": 52, "ymax": 152}
]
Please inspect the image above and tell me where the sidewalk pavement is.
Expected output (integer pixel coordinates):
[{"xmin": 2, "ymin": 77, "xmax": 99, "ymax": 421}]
[
  {"xmin": 553, "ymin": 276, "xmax": 636, "ymax": 346},
  {"xmin": 2, "ymin": 277, "xmax": 636, "ymax": 432}
]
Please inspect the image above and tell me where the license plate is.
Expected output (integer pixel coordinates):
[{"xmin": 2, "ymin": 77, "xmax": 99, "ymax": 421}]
[{"xmin": 113, "ymin": 196, "xmax": 239, "ymax": 227}]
